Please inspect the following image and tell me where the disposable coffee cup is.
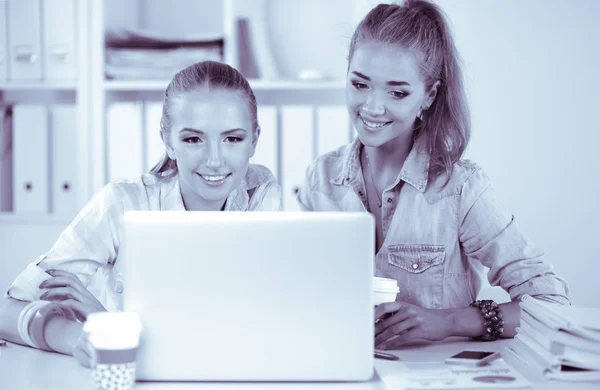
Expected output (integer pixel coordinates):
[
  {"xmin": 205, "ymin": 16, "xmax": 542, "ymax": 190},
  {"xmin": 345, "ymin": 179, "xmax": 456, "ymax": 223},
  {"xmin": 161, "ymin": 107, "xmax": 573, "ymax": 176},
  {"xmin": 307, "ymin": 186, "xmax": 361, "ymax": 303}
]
[
  {"xmin": 83, "ymin": 312, "xmax": 142, "ymax": 390},
  {"xmin": 373, "ymin": 276, "xmax": 400, "ymax": 306}
]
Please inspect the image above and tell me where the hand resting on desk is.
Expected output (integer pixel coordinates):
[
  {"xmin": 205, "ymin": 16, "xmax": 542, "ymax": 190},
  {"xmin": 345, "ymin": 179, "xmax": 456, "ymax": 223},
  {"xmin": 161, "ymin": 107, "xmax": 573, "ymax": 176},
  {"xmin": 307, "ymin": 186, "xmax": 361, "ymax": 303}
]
[
  {"xmin": 374, "ymin": 301, "xmax": 452, "ymax": 350},
  {"xmin": 39, "ymin": 269, "xmax": 107, "ymax": 322}
]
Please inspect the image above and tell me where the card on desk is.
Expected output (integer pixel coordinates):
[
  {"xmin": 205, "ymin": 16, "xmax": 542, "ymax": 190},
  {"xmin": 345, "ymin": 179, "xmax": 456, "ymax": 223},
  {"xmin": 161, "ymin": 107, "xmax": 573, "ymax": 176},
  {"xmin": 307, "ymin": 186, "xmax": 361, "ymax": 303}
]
[{"xmin": 377, "ymin": 359, "xmax": 532, "ymax": 389}]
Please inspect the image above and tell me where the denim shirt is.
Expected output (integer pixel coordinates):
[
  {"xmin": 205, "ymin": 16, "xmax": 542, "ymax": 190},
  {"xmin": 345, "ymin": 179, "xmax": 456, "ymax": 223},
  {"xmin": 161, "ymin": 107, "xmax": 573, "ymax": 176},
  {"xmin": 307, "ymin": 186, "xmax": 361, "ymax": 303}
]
[
  {"xmin": 297, "ymin": 137, "xmax": 570, "ymax": 309},
  {"xmin": 6, "ymin": 164, "xmax": 282, "ymax": 311}
]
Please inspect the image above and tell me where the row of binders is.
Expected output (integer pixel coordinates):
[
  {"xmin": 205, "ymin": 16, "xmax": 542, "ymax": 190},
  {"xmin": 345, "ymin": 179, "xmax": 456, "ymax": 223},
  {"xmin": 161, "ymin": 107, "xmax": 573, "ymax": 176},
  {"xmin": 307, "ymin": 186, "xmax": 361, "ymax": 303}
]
[
  {"xmin": 502, "ymin": 295, "xmax": 600, "ymax": 381},
  {"xmin": 106, "ymin": 102, "xmax": 353, "ymax": 211},
  {"xmin": 0, "ymin": 104, "xmax": 79, "ymax": 215},
  {"xmin": 0, "ymin": 0, "xmax": 77, "ymax": 82}
]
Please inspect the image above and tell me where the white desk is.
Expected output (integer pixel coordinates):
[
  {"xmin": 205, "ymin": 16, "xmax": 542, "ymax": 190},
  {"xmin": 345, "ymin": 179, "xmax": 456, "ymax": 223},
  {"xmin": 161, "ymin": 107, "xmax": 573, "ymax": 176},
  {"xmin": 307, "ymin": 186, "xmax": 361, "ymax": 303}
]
[{"xmin": 1, "ymin": 338, "xmax": 599, "ymax": 389}]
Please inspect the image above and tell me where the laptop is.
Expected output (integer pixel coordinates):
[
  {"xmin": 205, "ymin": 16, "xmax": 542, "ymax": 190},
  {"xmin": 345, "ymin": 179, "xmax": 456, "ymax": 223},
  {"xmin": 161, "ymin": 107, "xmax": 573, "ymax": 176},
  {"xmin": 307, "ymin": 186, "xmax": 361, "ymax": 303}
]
[{"xmin": 119, "ymin": 211, "xmax": 375, "ymax": 382}]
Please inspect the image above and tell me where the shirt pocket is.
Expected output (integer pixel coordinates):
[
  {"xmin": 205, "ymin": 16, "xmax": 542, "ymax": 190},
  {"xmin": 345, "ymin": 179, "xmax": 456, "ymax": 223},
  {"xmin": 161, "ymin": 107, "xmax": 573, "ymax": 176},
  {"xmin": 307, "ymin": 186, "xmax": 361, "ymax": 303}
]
[
  {"xmin": 388, "ymin": 244, "xmax": 446, "ymax": 273},
  {"xmin": 386, "ymin": 244, "xmax": 446, "ymax": 308}
]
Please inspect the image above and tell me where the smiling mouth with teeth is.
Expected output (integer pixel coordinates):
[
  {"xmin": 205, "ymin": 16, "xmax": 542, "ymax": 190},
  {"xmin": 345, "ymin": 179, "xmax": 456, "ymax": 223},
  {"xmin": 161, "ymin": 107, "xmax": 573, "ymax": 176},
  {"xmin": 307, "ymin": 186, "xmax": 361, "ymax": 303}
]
[
  {"xmin": 360, "ymin": 116, "xmax": 391, "ymax": 129},
  {"xmin": 200, "ymin": 174, "xmax": 230, "ymax": 182}
]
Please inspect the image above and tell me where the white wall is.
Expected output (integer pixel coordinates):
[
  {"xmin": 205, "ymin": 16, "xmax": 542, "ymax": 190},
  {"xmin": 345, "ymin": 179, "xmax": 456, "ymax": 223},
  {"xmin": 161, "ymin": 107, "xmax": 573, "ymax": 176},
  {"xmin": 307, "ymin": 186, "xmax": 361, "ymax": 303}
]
[{"xmin": 436, "ymin": 0, "xmax": 600, "ymax": 307}]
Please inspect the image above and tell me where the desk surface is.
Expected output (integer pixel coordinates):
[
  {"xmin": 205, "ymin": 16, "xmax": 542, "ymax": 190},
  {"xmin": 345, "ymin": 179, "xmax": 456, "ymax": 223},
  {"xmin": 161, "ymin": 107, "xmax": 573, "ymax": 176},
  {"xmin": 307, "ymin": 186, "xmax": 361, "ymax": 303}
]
[{"xmin": 1, "ymin": 338, "xmax": 598, "ymax": 389}]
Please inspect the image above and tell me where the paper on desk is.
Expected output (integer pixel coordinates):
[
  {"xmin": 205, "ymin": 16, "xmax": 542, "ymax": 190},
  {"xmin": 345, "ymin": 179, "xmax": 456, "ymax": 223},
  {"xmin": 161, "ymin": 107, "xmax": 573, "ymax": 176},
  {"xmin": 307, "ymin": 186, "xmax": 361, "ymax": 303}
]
[{"xmin": 378, "ymin": 359, "xmax": 532, "ymax": 390}]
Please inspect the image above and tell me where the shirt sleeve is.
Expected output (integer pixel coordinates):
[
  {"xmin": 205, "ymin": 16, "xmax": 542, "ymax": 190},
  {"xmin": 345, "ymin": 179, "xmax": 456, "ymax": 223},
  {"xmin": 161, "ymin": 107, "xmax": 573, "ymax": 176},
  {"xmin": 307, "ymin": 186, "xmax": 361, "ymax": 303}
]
[
  {"xmin": 250, "ymin": 180, "xmax": 283, "ymax": 211},
  {"xmin": 5, "ymin": 183, "xmax": 125, "ymax": 309},
  {"xmin": 458, "ymin": 168, "xmax": 570, "ymax": 305}
]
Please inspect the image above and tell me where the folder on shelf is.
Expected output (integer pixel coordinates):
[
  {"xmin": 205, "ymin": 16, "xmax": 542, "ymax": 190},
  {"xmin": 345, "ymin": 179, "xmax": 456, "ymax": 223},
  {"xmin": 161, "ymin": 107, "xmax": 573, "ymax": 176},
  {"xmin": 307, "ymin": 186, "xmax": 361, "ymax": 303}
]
[
  {"xmin": 143, "ymin": 102, "xmax": 165, "ymax": 172},
  {"xmin": 0, "ymin": 1, "xmax": 7, "ymax": 80},
  {"xmin": 13, "ymin": 105, "xmax": 49, "ymax": 213},
  {"xmin": 50, "ymin": 104, "xmax": 78, "ymax": 215},
  {"xmin": 106, "ymin": 102, "xmax": 144, "ymax": 182},
  {"xmin": 42, "ymin": 0, "xmax": 77, "ymax": 80},
  {"xmin": 253, "ymin": 105, "xmax": 279, "ymax": 181},
  {"xmin": 316, "ymin": 106, "xmax": 350, "ymax": 156},
  {"xmin": 7, "ymin": 0, "xmax": 43, "ymax": 80},
  {"xmin": 0, "ymin": 106, "xmax": 12, "ymax": 211},
  {"xmin": 281, "ymin": 106, "xmax": 314, "ymax": 211}
]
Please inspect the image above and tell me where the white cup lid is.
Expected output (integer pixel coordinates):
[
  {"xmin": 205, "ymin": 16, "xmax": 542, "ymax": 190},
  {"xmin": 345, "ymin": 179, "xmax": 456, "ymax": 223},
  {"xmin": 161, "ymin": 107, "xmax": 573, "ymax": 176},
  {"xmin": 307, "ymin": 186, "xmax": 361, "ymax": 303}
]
[
  {"xmin": 373, "ymin": 276, "xmax": 399, "ymax": 290},
  {"xmin": 84, "ymin": 312, "xmax": 142, "ymax": 349}
]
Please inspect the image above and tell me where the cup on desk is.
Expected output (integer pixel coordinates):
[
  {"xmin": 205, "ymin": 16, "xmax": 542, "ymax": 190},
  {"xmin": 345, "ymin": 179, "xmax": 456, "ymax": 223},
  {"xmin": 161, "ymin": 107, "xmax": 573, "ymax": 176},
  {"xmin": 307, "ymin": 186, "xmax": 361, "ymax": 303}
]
[
  {"xmin": 373, "ymin": 276, "xmax": 400, "ymax": 306},
  {"xmin": 83, "ymin": 312, "xmax": 142, "ymax": 390}
]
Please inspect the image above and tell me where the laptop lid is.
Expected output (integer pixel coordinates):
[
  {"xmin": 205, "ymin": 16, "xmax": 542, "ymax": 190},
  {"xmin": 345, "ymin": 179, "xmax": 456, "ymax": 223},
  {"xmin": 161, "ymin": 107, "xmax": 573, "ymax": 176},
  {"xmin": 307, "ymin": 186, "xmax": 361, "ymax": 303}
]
[{"xmin": 119, "ymin": 211, "xmax": 375, "ymax": 382}]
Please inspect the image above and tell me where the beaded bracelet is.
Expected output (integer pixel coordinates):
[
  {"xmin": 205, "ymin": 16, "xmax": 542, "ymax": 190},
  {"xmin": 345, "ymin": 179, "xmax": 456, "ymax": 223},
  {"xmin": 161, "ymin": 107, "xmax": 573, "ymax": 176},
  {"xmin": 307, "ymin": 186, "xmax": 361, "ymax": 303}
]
[{"xmin": 470, "ymin": 299, "xmax": 504, "ymax": 341}]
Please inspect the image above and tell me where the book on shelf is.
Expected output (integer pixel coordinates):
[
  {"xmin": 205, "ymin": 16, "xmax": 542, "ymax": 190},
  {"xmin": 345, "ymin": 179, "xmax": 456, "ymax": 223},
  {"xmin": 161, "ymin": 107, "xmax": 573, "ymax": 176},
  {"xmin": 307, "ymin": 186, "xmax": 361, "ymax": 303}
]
[
  {"xmin": 0, "ymin": 106, "xmax": 12, "ymax": 212},
  {"xmin": 105, "ymin": 27, "xmax": 223, "ymax": 81},
  {"xmin": 500, "ymin": 295, "xmax": 600, "ymax": 381}
]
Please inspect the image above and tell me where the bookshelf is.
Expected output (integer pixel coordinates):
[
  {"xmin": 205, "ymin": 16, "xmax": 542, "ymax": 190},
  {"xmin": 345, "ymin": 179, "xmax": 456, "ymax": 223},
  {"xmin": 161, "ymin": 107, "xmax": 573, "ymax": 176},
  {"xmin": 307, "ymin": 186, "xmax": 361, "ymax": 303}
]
[{"xmin": 0, "ymin": 0, "xmax": 90, "ymax": 224}]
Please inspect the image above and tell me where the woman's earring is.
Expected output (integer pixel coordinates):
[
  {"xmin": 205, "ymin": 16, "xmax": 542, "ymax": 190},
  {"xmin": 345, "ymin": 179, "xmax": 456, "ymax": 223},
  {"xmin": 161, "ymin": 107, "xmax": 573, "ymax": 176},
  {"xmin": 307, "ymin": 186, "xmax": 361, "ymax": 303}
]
[{"xmin": 418, "ymin": 106, "xmax": 429, "ymax": 122}]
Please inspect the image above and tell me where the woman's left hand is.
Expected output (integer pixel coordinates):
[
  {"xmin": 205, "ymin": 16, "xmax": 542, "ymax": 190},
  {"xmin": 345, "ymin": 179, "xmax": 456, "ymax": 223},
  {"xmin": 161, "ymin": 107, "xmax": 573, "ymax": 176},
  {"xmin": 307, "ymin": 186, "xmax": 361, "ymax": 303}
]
[
  {"xmin": 374, "ymin": 301, "xmax": 452, "ymax": 350},
  {"xmin": 39, "ymin": 269, "xmax": 107, "ymax": 321}
]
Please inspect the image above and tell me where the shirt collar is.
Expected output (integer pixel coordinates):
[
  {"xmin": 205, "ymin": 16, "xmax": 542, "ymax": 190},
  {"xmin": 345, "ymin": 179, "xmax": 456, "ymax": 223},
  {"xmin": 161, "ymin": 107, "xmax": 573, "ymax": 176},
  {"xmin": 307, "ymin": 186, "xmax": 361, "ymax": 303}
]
[{"xmin": 332, "ymin": 135, "xmax": 430, "ymax": 192}]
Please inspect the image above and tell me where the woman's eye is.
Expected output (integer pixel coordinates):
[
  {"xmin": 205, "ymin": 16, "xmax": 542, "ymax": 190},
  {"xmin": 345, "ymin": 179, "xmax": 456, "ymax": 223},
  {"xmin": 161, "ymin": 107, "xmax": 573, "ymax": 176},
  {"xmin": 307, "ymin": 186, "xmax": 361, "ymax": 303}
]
[
  {"xmin": 390, "ymin": 91, "xmax": 408, "ymax": 99},
  {"xmin": 352, "ymin": 82, "xmax": 368, "ymax": 90},
  {"xmin": 224, "ymin": 136, "xmax": 244, "ymax": 143},
  {"xmin": 183, "ymin": 136, "xmax": 202, "ymax": 144}
]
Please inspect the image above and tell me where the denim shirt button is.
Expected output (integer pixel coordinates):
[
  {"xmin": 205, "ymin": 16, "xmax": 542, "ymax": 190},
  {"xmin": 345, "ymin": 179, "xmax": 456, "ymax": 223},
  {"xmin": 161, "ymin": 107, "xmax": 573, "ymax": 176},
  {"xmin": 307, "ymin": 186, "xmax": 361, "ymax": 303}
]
[
  {"xmin": 358, "ymin": 190, "xmax": 364, "ymax": 196},
  {"xmin": 412, "ymin": 263, "xmax": 419, "ymax": 270},
  {"xmin": 386, "ymin": 197, "xmax": 393, "ymax": 203}
]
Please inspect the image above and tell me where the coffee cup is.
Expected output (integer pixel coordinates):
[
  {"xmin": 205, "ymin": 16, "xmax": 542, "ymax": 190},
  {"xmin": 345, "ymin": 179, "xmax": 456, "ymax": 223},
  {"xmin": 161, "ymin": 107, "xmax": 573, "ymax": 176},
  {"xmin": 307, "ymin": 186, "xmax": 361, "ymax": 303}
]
[
  {"xmin": 83, "ymin": 312, "xmax": 142, "ymax": 390},
  {"xmin": 373, "ymin": 276, "xmax": 400, "ymax": 306}
]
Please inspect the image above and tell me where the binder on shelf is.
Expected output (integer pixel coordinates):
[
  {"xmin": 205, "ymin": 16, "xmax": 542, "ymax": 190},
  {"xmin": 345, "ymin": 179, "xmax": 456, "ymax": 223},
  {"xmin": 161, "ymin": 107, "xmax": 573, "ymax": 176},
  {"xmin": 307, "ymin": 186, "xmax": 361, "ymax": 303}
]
[
  {"xmin": 0, "ymin": 0, "xmax": 7, "ymax": 80},
  {"xmin": 42, "ymin": 0, "xmax": 77, "ymax": 80},
  {"xmin": 7, "ymin": 0, "xmax": 43, "ymax": 80},
  {"xmin": 50, "ymin": 104, "xmax": 78, "ymax": 215},
  {"xmin": 316, "ymin": 106, "xmax": 350, "ymax": 156},
  {"xmin": 253, "ymin": 105, "xmax": 279, "ymax": 181},
  {"xmin": 236, "ymin": 18, "xmax": 260, "ymax": 79},
  {"xmin": 281, "ymin": 106, "xmax": 313, "ymax": 211},
  {"xmin": 106, "ymin": 102, "xmax": 144, "ymax": 183},
  {"xmin": 143, "ymin": 102, "xmax": 165, "ymax": 172},
  {"xmin": 0, "ymin": 105, "xmax": 12, "ymax": 211},
  {"xmin": 13, "ymin": 105, "xmax": 49, "ymax": 213}
]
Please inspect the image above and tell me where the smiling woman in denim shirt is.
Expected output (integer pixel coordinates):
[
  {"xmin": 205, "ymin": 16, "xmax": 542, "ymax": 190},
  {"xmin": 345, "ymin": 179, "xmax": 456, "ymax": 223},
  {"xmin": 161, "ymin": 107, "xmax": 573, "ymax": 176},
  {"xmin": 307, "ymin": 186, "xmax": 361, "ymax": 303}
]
[{"xmin": 297, "ymin": 0, "xmax": 569, "ymax": 350}]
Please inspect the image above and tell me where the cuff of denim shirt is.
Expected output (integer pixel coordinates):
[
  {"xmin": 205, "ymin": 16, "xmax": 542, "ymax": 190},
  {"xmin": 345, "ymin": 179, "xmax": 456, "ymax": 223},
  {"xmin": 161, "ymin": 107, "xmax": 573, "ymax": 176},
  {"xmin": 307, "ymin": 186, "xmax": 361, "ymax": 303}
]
[
  {"xmin": 5, "ymin": 262, "xmax": 53, "ymax": 302},
  {"xmin": 507, "ymin": 273, "xmax": 571, "ymax": 305}
]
